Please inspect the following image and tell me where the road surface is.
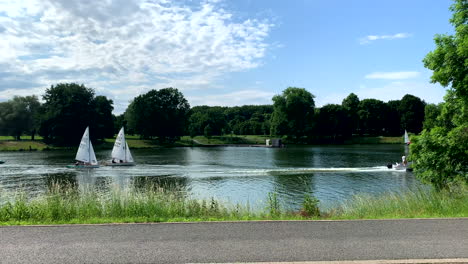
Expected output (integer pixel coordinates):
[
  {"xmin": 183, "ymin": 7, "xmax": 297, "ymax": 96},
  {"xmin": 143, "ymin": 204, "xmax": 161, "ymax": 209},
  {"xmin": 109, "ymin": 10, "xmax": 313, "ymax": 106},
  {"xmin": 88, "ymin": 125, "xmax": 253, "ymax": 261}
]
[{"xmin": 0, "ymin": 219, "xmax": 467, "ymax": 263}]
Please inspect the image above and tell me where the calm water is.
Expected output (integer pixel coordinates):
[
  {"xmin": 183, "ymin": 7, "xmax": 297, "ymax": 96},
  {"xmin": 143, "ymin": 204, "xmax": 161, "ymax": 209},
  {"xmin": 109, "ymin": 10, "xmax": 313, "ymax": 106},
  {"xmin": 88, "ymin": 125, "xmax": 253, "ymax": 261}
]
[{"xmin": 0, "ymin": 145, "xmax": 420, "ymax": 209}]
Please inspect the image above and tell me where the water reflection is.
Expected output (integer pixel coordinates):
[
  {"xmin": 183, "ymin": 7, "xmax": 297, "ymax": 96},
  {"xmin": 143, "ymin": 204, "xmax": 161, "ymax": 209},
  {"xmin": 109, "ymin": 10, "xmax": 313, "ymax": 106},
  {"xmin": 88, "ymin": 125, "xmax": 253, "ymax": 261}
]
[{"xmin": 0, "ymin": 145, "xmax": 424, "ymax": 209}]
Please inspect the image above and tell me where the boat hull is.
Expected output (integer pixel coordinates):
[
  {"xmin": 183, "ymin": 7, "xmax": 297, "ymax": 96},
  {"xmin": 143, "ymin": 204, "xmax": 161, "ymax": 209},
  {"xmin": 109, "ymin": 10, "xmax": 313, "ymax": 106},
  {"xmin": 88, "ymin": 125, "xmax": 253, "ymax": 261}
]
[
  {"xmin": 67, "ymin": 164, "xmax": 100, "ymax": 169},
  {"xmin": 104, "ymin": 162, "xmax": 136, "ymax": 166},
  {"xmin": 0, "ymin": 160, "xmax": 5, "ymax": 164},
  {"xmin": 392, "ymin": 162, "xmax": 413, "ymax": 172}
]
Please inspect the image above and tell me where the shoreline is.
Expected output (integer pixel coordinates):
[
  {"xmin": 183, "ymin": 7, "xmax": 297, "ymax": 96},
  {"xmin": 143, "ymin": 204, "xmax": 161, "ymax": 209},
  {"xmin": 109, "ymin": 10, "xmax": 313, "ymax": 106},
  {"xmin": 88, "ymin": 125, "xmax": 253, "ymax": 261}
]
[{"xmin": 0, "ymin": 135, "xmax": 404, "ymax": 151}]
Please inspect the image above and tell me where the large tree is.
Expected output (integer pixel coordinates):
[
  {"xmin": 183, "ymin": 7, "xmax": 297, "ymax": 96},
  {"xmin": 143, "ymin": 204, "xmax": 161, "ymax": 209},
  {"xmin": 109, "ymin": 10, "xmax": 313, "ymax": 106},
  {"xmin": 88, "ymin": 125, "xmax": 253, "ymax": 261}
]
[
  {"xmin": 0, "ymin": 96, "xmax": 41, "ymax": 140},
  {"xmin": 411, "ymin": 0, "xmax": 468, "ymax": 189},
  {"xmin": 39, "ymin": 83, "xmax": 113, "ymax": 146},
  {"xmin": 341, "ymin": 93, "xmax": 360, "ymax": 136},
  {"xmin": 270, "ymin": 87, "xmax": 315, "ymax": 140},
  {"xmin": 125, "ymin": 88, "xmax": 189, "ymax": 142},
  {"xmin": 399, "ymin": 94, "xmax": 426, "ymax": 134},
  {"xmin": 94, "ymin": 96, "xmax": 115, "ymax": 139},
  {"xmin": 357, "ymin": 99, "xmax": 387, "ymax": 136}
]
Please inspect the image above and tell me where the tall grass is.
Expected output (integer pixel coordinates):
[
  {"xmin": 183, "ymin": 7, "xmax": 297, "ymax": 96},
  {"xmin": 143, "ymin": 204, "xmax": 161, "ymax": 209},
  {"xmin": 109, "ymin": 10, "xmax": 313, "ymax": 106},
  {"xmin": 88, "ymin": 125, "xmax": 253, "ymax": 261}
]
[
  {"xmin": 0, "ymin": 184, "xmax": 466, "ymax": 225},
  {"xmin": 0, "ymin": 183, "xmax": 300, "ymax": 225},
  {"xmin": 329, "ymin": 186, "xmax": 468, "ymax": 219}
]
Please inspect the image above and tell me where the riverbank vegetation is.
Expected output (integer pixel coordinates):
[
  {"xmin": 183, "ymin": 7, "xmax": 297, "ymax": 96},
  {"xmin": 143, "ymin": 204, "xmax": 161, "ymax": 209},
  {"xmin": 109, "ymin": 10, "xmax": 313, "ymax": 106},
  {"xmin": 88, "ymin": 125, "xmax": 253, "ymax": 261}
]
[
  {"xmin": 409, "ymin": 0, "xmax": 468, "ymax": 190},
  {"xmin": 0, "ymin": 183, "xmax": 466, "ymax": 226},
  {"xmin": 0, "ymin": 83, "xmax": 426, "ymax": 147}
]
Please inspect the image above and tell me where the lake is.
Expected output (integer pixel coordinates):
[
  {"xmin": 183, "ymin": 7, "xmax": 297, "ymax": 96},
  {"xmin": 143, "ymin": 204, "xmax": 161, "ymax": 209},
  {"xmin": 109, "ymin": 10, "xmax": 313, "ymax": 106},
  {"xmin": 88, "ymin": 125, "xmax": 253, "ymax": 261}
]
[{"xmin": 0, "ymin": 145, "xmax": 420, "ymax": 209}]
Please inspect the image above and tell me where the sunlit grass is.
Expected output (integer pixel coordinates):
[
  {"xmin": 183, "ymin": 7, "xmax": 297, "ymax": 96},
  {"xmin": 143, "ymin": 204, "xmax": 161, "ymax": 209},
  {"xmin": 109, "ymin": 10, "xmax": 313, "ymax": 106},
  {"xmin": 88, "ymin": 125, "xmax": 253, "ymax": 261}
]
[
  {"xmin": 328, "ymin": 186, "xmax": 468, "ymax": 219},
  {"xmin": 0, "ymin": 183, "xmax": 466, "ymax": 225},
  {"xmin": 344, "ymin": 136, "xmax": 402, "ymax": 144},
  {"xmin": 0, "ymin": 140, "xmax": 49, "ymax": 151}
]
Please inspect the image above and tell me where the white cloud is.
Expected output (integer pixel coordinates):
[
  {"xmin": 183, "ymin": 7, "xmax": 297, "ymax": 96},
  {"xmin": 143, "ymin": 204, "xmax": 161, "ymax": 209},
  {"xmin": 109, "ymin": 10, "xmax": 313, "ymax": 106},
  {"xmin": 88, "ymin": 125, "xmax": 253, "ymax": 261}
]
[
  {"xmin": 359, "ymin": 33, "xmax": 411, "ymax": 44},
  {"xmin": 365, "ymin": 71, "xmax": 420, "ymax": 80},
  {"xmin": 188, "ymin": 90, "xmax": 275, "ymax": 106},
  {"xmin": 0, "ymin": 0, "xmax": 273, "ymax": 113}
]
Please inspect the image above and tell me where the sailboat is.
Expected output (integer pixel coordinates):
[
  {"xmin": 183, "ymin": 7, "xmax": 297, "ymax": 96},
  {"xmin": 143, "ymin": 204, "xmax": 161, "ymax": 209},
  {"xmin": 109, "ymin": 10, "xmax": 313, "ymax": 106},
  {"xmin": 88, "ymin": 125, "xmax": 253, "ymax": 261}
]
[
  {"xmin": 387, "ymin": 129, "xmax": 413, "ymax": 171},
  {"xmin": 104, "ymin": 127, "xmax": 135, "ymax": 166},
  {"xmin": 67, "ymin": 126, "xmax": 99, "ymax": 168},
  {"xmin": 404, "ymin": 130, "xmax": 410, "ymax": 145}
]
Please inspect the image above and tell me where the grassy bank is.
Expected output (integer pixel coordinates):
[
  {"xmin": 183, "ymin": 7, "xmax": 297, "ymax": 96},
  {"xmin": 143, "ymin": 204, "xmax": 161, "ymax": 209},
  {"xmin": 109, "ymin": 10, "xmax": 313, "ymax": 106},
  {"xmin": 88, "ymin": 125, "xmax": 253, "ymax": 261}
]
[
  {"xmin": 0, "ymin": 140, "xmax": 50, "ymax": 151},
  {"xmin": 0, "ymin": 135, "xmax": 408, "ymax": 151},
  {"xmin": 0, "ymin": 184, "xmax": 466, "ymax": 226}
]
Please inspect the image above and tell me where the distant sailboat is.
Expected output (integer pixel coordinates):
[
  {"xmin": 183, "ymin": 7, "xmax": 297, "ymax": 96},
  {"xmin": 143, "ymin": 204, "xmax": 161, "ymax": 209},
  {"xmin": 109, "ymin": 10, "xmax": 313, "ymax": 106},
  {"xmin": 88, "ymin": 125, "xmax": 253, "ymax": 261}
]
[
  {"xmin": 404, "ymin": 130, "xmax": 410, "ymax": 145},
  {"xmin": 68, "ymin": 127, "xmax": 99, "ymax": 168},
  {"xmin": 105, "ymin": 127, "xmax": 135, "ymax": 166}
]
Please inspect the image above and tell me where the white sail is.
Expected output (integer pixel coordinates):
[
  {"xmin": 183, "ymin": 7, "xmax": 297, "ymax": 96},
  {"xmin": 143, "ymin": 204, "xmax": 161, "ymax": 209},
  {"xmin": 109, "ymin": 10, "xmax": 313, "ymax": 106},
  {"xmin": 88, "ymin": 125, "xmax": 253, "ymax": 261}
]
[
  {"xmin": 404, "ymin": 130, "xmax": 410, "ymax": 145},
  {"xmin": 111, "ymin": 127, "xmax": 126, "ymax": 161},
  {"xmin": 111, "ymin": 127, "xmax": 134, "ymax": 163},
  {"xmin": 89, "ymin": 139, "xmax": 98, "ymax": 165},
  {"xmin": 75, "ymin": 127, "xmax": 98, "ymax": 165},
  {"xmin": 125, "ymin": 142, "xmax": 134, "ymax": 162}
]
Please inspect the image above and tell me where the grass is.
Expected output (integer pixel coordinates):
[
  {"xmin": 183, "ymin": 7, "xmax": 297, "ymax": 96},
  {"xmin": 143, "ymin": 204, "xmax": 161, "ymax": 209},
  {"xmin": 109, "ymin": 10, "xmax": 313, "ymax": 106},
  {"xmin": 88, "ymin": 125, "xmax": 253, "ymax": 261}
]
[
  {"xmin": 0, "ymin": 140, "xmax": 50, "ymax": 151},
  {"xmin": 343, "ymin": 136, "xmax": 403, "ymax": 144},
  {"xmin": 0, "ymin": 134, "xmax": 407, "ymax": 151},
  {"xmin": 330, "ymin": 187, "xmax": 468, "ymax": 219},
  {"xmin": 0, "ymin": 183, "xmax": 466, "ymax": 226}
]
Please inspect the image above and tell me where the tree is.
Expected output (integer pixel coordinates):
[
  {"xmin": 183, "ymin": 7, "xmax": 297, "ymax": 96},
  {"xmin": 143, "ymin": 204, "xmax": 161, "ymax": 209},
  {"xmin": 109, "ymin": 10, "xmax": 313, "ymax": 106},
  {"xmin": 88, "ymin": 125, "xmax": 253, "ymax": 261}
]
[
  {"xmin": 0, "ymin": 96, "xmax": 41, "ymax": 140},
  {"xmin": 399, "ymin": 94, "xmax": 426, "ymax": 134},
  {"xmin": 270, "ymin": 87, "xmax": 315, "ymax": 140},
  {"xmin": 125, "ymin": 88, "xmax": 190, "ymax": 142},
  {"xmin": 94, "ymin": 96, "xmax": 114, "ymax": 139},
  {"xmin": 316, "ymin": 104, "xmax": 347, "ymax": 141},
  {"xmin": 357, "ymin": 99, "xmax": 387, "ymax": 135},
  {"xmin": 411, "ymin": 0, "xmax": 468, "ymax": 189},
  {"xmin": 341, "ymin": 93, "xmax": 360, "ymax": 136},
  {"xmin": 423, "ymin": 103, "xmax": 442, "ymax": 130},
  {"xmin": 39, "ymin": 83, "xmax": 113, "ymax": 146},
  {"xmin": 385, "ymin": 100, "xmax": 402, "ymax": 136}
]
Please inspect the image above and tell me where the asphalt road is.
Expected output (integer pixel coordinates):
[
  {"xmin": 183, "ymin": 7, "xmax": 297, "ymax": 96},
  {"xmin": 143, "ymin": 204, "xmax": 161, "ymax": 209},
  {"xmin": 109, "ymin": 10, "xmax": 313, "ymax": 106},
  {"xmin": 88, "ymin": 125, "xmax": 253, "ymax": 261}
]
[{"xmin": 0, "ymin": 219, "xmax": 467, "ymax": 263}]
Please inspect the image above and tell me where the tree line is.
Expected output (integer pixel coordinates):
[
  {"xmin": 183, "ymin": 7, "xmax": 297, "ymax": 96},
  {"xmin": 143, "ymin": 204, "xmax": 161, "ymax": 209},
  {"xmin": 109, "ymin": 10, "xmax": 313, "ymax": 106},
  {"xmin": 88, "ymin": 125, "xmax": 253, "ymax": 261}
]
[{"xmin": 0, "ymin": 82, "xmax": 427, "ymax": 146}]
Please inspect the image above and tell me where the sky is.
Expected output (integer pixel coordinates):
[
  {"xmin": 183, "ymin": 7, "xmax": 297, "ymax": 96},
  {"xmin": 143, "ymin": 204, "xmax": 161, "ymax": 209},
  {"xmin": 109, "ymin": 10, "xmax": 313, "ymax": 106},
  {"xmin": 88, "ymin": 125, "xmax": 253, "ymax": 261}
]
[{"xmin": 0, "ymin": 0, "xmax": 454, "ymax": 114}]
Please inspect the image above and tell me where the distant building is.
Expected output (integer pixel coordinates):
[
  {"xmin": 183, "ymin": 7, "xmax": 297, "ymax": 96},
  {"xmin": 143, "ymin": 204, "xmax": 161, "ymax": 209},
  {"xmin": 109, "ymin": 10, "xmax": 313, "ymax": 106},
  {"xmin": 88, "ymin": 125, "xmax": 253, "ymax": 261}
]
[{"xmin": 266, "ymin": 138, "xmax": 283, "ymax": 148}]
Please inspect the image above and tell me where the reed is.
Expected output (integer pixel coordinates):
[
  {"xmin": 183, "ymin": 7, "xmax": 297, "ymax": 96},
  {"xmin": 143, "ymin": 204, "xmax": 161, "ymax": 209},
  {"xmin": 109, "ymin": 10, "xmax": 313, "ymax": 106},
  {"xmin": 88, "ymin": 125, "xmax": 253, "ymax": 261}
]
[
  {"xmin": 0, "ymin": 184, "xmax": 466, "ymax": 225},
  {"xmin": 0, "ymin": 183, "xmax": 301, "ymax": 225},
  {"xmin": 329, "ymin": 186, "xmax": 468, "ymax": 219}
]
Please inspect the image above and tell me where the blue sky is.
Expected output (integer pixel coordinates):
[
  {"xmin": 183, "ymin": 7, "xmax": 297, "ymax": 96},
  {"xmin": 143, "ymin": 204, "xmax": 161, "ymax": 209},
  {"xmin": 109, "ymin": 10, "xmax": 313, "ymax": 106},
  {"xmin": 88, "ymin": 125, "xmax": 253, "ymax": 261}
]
[{"xmin": 0, "ymin": 0, "xmax": 454, "ymax": 113}]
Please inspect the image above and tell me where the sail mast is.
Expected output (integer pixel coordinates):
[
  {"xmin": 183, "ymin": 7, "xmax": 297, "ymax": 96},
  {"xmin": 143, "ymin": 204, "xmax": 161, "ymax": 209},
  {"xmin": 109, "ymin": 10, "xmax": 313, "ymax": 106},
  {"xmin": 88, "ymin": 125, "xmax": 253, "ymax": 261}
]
[{"xmin": 88, "ymin": 127, "xmax": 91, "ymax": 164}]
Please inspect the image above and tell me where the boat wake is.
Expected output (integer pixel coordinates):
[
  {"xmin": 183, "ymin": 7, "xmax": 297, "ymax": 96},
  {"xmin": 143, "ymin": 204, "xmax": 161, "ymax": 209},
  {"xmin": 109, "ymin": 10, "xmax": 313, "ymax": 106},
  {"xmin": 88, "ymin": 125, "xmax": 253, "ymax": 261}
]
[{"xmin": 229, "ymin": 166, "xmax": 404, "ymax": 176}]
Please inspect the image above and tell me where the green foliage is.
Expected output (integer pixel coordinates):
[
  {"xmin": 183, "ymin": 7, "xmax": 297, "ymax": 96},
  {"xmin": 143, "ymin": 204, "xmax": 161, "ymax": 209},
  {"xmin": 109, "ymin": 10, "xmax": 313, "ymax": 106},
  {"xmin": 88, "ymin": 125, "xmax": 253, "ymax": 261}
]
[
  {"xmin": 94, "ymin": 96, "xmax": 115, "ymax": 139},
  {"xmin": 423, "ymin": 103, "xmax": 442, "ymax": 130},
  {"xmin": 203, "ymin": 124, "xmax": 212, "ymax": 139},
  {"xmin": 0, "ymin": 96, "xmax": 41, "ymax": 140},
  {"xmin": 411, "ymin": 126, "xmax": 468, "ymax": 190},
  {"xmin": 1, "ymin": 185, "xmax": 466, "ymax": 225},
  {"xmin": 412, "ymin": 0, "xmax": 468, "ymax": 189},
  {"xmin": 385, "ymin": 100, "xmax": 402, "ymax": 136},
  {"xmin": 270, "ymin": 87, "xmax": 315, "ymax": 139},
  {"xmin": 39, "ymin": 83, "xmax": 113, "ymax": 146},
  {"xmin": 423, "ymin": 0, "xmax": 468, "ymax": 103},
  {"xmin": 342, "ymin": 93, "xmax": 360, "ymax": 136},
  {"xmin": 266, "ymin": 192, "xmax": 281, "ymax": 217},
  {"xmin": 399, "ymin": 94, "xmax": 426, "ymax": 133},
  {"xmin": 332, "ymin": 187, "xmax": 468, "ymax": 219},
  {"xmin": 315, "ymin": 104, "xmax": 348, "ymax": 140},
  {"xmin": 301, "ymin": 194, "xmax": 320, "ymax": 217},
  {"xmin": 125, "ymin": 88, "xmax": 190, "ymax": 143},
  {"xmin": 358, "ymin": 99, "xmax": 387, "ymax": 135}
]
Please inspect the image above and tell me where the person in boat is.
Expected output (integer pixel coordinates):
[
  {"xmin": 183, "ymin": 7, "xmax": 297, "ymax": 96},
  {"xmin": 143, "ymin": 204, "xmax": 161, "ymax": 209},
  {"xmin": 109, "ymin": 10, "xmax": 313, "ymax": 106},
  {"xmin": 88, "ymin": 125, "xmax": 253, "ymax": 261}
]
[
  {"xmin": 119, "ymin": 159, "xmax": 123, "ymax": 163},
  {"xmin": 112, "ymin": 158, "xmax": 116, "ymax": 163},
  {"xmin": 402, "ymin": 156, "xmax": 408, "ymax": 166}
]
